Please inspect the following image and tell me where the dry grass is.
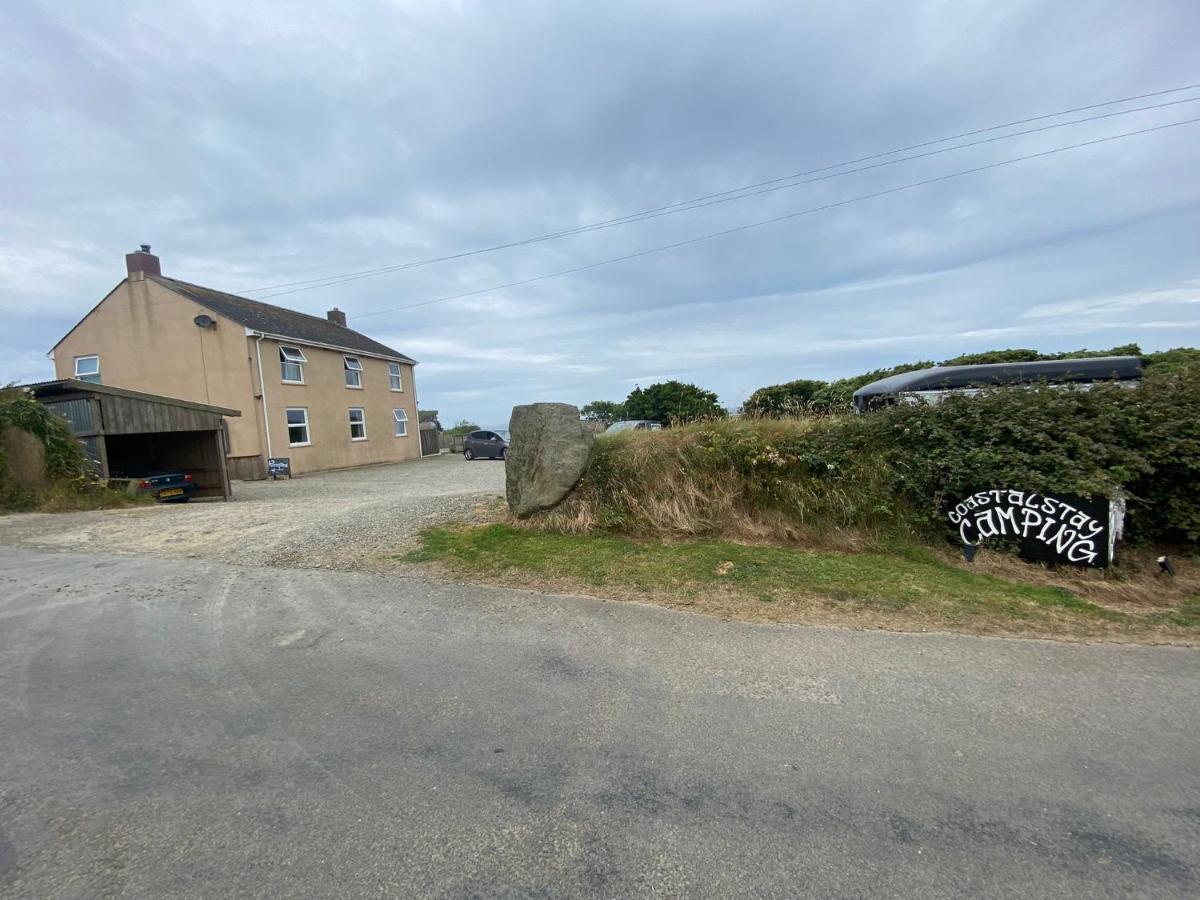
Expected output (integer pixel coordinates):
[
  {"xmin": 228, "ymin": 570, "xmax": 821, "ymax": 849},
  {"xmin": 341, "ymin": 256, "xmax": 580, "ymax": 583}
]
[
  {"xmin": 947, "ymin": 542, "xmax": 1199, "ymax": 617},
  {"xmin": 531, "ymin": 419, "xmax": 903, "ymax": 547}
]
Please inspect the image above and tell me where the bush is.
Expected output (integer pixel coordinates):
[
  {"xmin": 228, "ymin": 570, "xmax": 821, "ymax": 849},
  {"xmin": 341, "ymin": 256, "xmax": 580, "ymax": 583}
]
[
  {"xmin": 0, "ymin": 388, "xmax": 126, "ymax": 512},
  {"xmin": 536, "ymin": 366, "xmax": 1200, "ymax": 547},
  {"xmin": 623, "ymin": 381, "xmax": 725, "ymax": 424}
]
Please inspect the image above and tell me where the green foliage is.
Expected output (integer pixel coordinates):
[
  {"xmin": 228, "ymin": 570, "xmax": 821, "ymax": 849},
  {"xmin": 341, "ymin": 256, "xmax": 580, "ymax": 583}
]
[
  {"xmin": 1144, "ymin": 347, "xmax": 1200, "ymax": 377},
  {"xmin": 566, "ymin": 366, "xmax": 1200, "ymax": 546},
  {"xmin": 742, "ymin": 379, "xmax": 825, "ymax": 417},
  {"xmin": 809, "ymin": 362, "xmax": 934, "ymax": 414},
  {"xmin": 580, "ymin": 400, "xmax": 627, "ymax": 423},
  {"xmin": 748, "ymin": 343, "xmax": 1152, "ymax": 418},
  {"xmin": 445, "ymin": 419, "xmax": 481, "ymax": 436},
  {"xmin": 0, "ymin": 389, "xmax": 92, "ymax": 478},
  {"xmin": 623, "ymin": 380, "xmax": 725, "ymax": 424},
  {"xmin": 940, "ymin": 343, "xmax": 1141, "ymax": 366},
  {"xmin": 0, "ymin": 387, "xmax": 125, "ymax": 512}
]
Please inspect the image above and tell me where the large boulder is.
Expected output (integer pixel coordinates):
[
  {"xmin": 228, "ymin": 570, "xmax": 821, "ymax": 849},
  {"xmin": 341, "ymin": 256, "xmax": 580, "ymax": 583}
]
[{"xmin": 506, "ymin": 403, "xmax": 594, "ymax": 517}]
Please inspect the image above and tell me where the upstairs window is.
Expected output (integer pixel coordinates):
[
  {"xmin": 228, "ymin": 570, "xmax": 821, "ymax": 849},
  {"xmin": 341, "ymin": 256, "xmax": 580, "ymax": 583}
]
[
  {"xmin": 74, "ymin": 355, "xmax": 101, "ymax": 384},
  {"xmin": 280, "ymin": 346, "xmax": 307, "ymax": 383},
  {"xmin": 388, "ymin": 362, "xmax": 403, "ymax": 391},
  {"xmin": 349, "ymin": 407, "xmax": 367, "ymax": 441},
  {"xmin": 344, "ymin": 355, "xmax": 363, "ymax": 388},
  {"xmin": 393, "ymin": 408, "xmax": 408, "ymax": 437}
]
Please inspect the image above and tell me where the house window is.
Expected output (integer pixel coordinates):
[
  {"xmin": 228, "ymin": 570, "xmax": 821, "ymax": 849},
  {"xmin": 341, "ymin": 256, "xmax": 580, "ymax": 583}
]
[
  {"xmin": 280, "ymin": 346, "xmax": 307, "ymax": 383},
  {"xmin": 286, "ymin": 408, "xmax": 310, "ymax": 446},
  {"xmin": 344, "ymin": 355, "xmax": 363, "ymax": 388},
  {"xmin": 388, "ymin": 362, "xmax": 403, "ymax": 391},
  {"xmin": 74, "ymin": 355, "xmax": 101, "ymax": 384},
  {"xmin": 393, "ymin": 408, "xmax": 408, "ymax": 437},
  {"xmin": 349, "ymin": 407, "xmax": 367, "ymax": 441}
]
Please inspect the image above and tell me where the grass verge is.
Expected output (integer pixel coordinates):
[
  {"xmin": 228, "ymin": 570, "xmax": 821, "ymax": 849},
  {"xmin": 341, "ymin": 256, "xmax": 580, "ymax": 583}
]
[{"xmin": 405, "ymin": 524, "xmax": 1199, "ymax": 642}]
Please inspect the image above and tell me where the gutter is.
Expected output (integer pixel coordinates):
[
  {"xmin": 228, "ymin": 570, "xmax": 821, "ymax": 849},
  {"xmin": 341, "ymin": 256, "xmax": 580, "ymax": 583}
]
[
  {"xmin": 253, "ymin": 333, "xmax": 273, "ymax": 459},
  {"xmin": 241, "ymin": 327, "xmax": 417, "ymax": 366}
]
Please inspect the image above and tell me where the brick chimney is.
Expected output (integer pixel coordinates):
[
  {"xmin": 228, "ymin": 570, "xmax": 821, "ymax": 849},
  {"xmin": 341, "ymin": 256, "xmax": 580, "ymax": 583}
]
[
  {"xmin": 125, "ymin": 244, "xmax": 161, "ymax": 280},
  {"xmin": 327, "ymin": 308, "xmax": 347, "ymax": 327}
]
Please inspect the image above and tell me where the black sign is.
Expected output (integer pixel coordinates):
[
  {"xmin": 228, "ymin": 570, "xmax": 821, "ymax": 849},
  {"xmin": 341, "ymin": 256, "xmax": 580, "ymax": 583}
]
[
  {"xmin": 267, "ymin": 457, "xmax": 292, "ymax": 479},
  {"xmin": 948, "ymin": 490, "xmax": 1121, "ymax": 567}
]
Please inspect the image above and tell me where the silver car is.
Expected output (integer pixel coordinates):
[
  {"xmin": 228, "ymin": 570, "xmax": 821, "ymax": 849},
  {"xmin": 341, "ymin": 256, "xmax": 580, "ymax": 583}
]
[
  {"xmin": 604, "ymin": 420, "xmax": 663, "ymax": 434},
  {"xmin": 463, "ymin": 429, "xmax": 509, "ymax": 460}
]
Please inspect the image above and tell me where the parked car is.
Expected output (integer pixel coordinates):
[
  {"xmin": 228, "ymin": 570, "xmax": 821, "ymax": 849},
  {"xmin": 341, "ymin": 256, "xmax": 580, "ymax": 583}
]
[
  {"xmin": 463, "ymin": 429, "xmax": 508, "ymax": 460},
  {"xmin": 134, "ymin": 472, "xmax": 196, "ymax": 502},
  {"xmin": 604, "ymin": 420, "xmax": 663, "ymax": 434}
]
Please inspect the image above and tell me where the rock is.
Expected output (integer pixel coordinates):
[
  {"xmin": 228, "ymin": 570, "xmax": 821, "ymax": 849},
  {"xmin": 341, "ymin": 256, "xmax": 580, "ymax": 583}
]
[{"xmin": 505, "ymin": 403, "xmax": 593, "ymax": 517}]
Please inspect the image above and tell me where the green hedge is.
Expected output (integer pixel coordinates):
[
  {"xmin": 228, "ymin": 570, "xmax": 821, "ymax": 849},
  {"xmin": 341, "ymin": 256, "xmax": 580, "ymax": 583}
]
[{"xmin": 567, "ymin": 365, "xmax": 1200, "ymax": 545}]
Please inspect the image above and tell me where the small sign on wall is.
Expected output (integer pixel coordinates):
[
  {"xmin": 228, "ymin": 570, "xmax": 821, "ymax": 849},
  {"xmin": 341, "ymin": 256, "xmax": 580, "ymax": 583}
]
[
  {"xmin": 949, "ymin": 490, "xmax": 1124, "ymax": 567},
  {"xmin": 267, "ymin": 457, "xmax": 292, "ymax": 479}
]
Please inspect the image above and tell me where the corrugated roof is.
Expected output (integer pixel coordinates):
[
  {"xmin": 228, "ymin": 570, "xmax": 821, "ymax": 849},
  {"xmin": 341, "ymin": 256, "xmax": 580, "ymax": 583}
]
[{"xmin": 151, "ymin": 276, "xmax": 416, "ymax": 364}]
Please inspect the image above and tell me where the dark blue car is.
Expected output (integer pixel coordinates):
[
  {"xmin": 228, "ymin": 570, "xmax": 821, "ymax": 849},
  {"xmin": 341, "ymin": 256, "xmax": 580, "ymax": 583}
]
[{"xmin": 136, "ymin": 472, "xmax": 196, "ymax": 502}]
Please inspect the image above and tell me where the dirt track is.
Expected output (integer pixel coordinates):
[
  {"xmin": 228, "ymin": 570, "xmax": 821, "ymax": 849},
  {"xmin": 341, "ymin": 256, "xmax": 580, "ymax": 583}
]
[{"xmin": 0, "ymin": 454, "xmax": 505, "ymax": 571}]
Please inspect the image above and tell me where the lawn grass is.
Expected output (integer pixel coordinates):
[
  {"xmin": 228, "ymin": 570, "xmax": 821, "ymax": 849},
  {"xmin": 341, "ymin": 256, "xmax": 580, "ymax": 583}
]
[{"xmin": 405, "ymin": 524, "xmax": 1198, "ymax": 641}]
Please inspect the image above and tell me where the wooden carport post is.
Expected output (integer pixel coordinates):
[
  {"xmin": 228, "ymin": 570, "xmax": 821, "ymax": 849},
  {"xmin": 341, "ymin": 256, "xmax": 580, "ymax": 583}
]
[{"xmin": 216, "ymin": 427, "xmax": 231, "ymax": 499}]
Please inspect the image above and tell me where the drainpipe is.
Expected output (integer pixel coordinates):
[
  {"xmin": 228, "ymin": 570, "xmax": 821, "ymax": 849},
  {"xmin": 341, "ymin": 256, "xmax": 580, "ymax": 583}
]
[{"xmin": 254, "ymin": 333, "xmax": 273, "ymax": 459}]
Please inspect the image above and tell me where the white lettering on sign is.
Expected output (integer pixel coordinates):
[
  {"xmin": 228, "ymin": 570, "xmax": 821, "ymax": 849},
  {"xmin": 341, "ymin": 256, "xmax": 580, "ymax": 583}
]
[{"xmin": 948, "ymin": 490, "xmax": 1107, "ymax": 566}]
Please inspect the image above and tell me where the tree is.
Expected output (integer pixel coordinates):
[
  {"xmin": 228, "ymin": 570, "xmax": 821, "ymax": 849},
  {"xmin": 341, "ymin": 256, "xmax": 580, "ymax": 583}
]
[
  {"xmin": 623, "ymin": 381, "xmax": 724, "ymax": 424},
  {"xmin": 742, "ymin": 379, "xmax": 827, "ymax": 418},
  {"xmin": 580, "ymin": 400, "xmax": 626, "ymax": 423}
]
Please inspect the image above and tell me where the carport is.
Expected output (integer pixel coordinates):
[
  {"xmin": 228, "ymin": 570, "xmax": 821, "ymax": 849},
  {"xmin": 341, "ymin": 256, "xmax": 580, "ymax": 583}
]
[{"xmin": 24, "ymin": 379, "xmax": 241, "ymax": 500}]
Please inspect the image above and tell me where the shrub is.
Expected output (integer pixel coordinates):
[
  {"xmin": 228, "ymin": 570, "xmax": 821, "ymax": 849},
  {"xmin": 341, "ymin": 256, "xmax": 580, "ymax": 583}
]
[
  {"xmin": 742, "ymin": 379, "xmax": 826, "ymax": 417},
  {"xmin": 0, "ymin": 388, "xmax": 126, "ymax": 512},
  {"xmin": 623, "ymin": 381, "xmax": 725, "ymax": 424}
]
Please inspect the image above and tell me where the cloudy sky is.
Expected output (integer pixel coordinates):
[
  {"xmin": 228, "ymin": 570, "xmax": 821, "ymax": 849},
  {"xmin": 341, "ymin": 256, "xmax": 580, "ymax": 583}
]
[{"xmin": 2, "ymin": 1, "xmax": 1197, "ymax": 427}]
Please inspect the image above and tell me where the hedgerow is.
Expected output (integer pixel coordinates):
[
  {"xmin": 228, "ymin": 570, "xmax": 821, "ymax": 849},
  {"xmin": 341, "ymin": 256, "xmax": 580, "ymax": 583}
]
[{"xmin": 540, "ymin": 365, "xmax": 1200, "ymax": 546}]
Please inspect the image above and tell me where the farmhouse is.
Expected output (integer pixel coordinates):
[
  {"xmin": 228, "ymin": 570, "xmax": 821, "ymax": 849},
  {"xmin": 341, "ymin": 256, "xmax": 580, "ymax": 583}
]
[{"xmin": 49, "ymin": 246, "xmax": 420, "ymax": 477}]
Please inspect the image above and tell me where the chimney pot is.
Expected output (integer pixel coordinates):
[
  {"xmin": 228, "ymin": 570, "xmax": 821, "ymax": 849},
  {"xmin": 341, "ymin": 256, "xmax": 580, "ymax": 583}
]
[
  {"xmin": 126, "ymin": 245, "xmax": 161, "ymax": 279},
  {"xmin": 327, "ymin": 308, "xmax": 347, "ymax": 327}
]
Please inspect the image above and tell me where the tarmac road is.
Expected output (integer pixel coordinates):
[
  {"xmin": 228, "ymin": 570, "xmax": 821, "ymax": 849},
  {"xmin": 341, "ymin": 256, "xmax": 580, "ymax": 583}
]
[{"xmin": 0, "ymin": 546, "xmax": 1197, "ymax": 898}]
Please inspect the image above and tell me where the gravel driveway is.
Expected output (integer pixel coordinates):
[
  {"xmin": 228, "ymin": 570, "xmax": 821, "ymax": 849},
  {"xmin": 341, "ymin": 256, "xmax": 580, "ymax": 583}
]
[{"xmin": 0, "ymin": 454, "xmax": 505, "ymax": 570}]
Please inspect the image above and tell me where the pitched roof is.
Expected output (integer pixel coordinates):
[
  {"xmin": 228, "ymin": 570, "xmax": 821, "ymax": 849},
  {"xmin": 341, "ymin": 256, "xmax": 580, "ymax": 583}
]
[{"xmin": 151, "ymin": 275, "xmax": 416, "ymax": 364}]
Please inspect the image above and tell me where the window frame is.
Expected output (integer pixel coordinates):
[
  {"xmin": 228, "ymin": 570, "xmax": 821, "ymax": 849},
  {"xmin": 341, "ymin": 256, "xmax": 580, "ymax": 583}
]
[
  {"xmin": 280, "ymin": 345, "xmax": 307, "ymax": 384},
  {"xmin": 393, "ymin": 408, "xmax": 408, "ymax": 437},
  {"xmin": 348, "ymin": 407, "xmax": 367, "ymax": 442},
  {"xmin": 74, "ymin": 355, "xmax": 101, "ymax": 384},
  {"xmin": 344, "ymin": 355, "xmax": 364, "ymax": 389},
  {"xmin": 388, "ymin": 362, "xmax": 404, "ymax": 392},
  {"xmin": 285, "ymin": 407, "xmax": 311, "ymax": 447}
]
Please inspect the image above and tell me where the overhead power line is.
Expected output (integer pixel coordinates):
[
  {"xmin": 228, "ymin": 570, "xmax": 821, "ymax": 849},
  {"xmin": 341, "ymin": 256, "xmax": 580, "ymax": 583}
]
[
  {"xmin": 240, "ymin": 82, "xmax": 1200, "ymax": 298},
  {"xmin": 347, "ymin": 116, "xmax": 1200, "ymax": 321}
]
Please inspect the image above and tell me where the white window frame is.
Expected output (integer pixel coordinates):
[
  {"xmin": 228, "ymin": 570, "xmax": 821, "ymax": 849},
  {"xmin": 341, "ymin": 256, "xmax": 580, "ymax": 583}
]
[
  {"xmin": 393, "ymin": 408, "xmax": 408, "ymax": 437},
  {"xmin": 280, "ymin": 345, "xmax": 307, "ymax": 384},
  {"xmin": 286, "ymin": 407, "xmax": 311, "ymax": 447},
  {"xmin": 74, "ymin": 355, "xmax": 101, "ymax": 384},
  {"xmin": 344, "ymin": 355, "xmax": 363, "ymax": 389},
  {"xmin": 388, "ymin": 362, "xmax": 403, "ymax": 392},
  {"xmin": 349, "ymin": 407, "xmax": 367, "ymax": 441}
]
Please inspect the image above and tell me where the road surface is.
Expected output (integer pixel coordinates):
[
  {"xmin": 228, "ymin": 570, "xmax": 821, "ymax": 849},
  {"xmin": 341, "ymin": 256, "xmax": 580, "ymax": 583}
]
[{"xmin": 0, "ymin": 546, "xmax": 1197, "ymax": 898}]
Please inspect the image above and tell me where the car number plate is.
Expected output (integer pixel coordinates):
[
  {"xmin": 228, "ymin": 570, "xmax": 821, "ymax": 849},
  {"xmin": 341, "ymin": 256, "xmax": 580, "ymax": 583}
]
[{"xmin": 158, "ymin": 488, "xmax": 185, "ymax": 497}]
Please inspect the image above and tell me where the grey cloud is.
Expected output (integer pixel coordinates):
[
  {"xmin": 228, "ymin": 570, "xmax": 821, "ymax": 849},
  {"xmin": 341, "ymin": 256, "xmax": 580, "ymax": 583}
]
[{"xmin": 2, "ymin": 0, "xmax": 1198, "ymax": 424}]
